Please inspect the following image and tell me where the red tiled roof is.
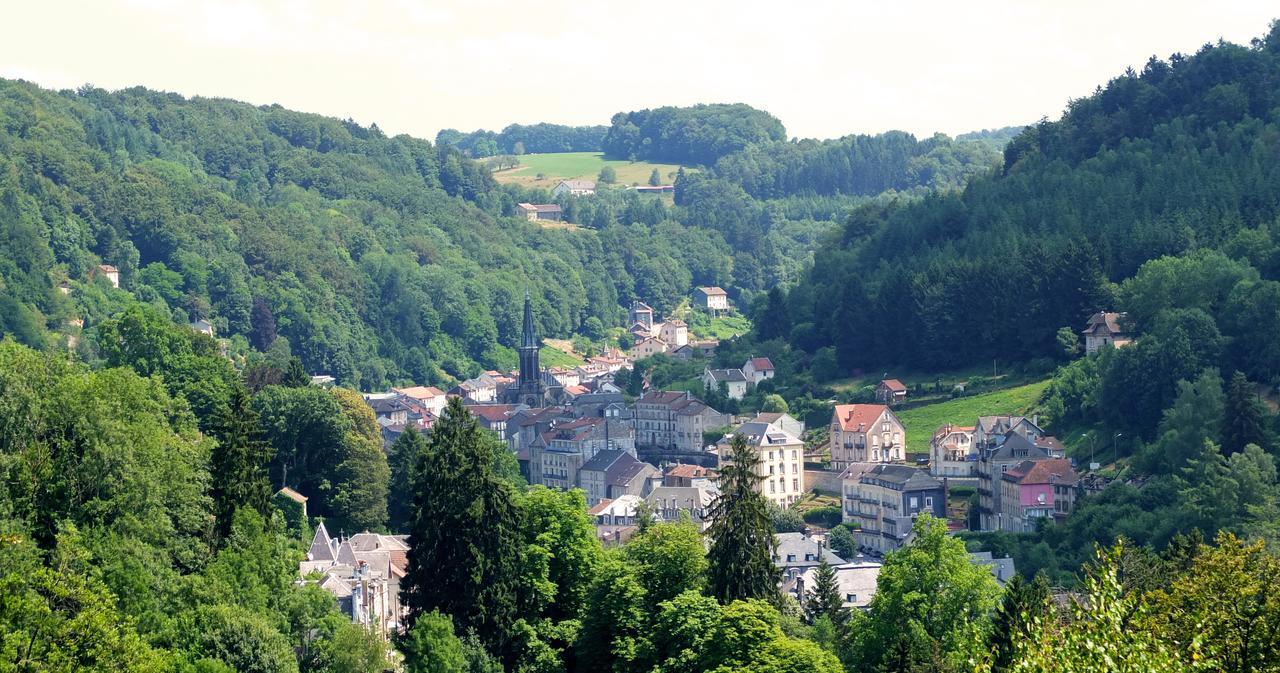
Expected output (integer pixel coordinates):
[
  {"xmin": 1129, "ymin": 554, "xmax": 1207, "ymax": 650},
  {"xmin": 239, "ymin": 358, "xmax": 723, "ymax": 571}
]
[
  {"xmin": 699, "ymin": 286, "xmax": 728, "ymax": 296},
  {"xmin": 832, "ymin": 404, "xmax": 891, "ymax": 432},
  {"xmin": 468, "ymin": 404, "xmax": 520, "ymax": 422},
  {"xmin": 394, "ymin": 385, "xmax": 446, "ymax": 399},
  {"xmin": 747, "ymin": 357, "xmax": 774, "ymax": 371},
  {"xmin": 1003, "ymin": 458, "xmax": 1078, "ymax": 485},
  {"xmin": 589, "ymin": 498, "xmax": 614, "ymax": 516},
  {"xmin": 880, "ymin": 378, "xmax": 907, "ymax": 392},
  {"xmin": 666, "ymin": 463, "xmax": 716, "ymax": 479}
]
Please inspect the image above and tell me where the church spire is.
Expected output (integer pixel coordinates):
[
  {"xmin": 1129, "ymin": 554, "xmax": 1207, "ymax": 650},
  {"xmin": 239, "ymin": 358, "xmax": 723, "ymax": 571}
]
[{"xmin": 521, "ymin": 289, "xmax": 538, "ymax": 349}]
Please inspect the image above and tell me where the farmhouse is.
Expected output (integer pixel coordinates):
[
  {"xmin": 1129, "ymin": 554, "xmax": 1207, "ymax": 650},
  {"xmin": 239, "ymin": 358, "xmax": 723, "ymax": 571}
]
[
  {"xmin": 695, "ymin": 286, "xmax": 730, "ymax": 312},
  {"xmin": 876, "ymin": 379, "xmax": 907, "ymax": 405},
  {"xmin": 516, "ymin": 202, "xmax": 563, "ymax": 222},
  {"xmin": 552, "ymin": 179, "xmax": 596, "ymax": 197}
]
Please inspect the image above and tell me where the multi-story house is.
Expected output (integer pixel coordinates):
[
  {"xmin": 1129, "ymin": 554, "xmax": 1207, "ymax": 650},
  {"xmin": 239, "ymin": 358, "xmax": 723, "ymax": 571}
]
[
  {"xmin": 742, "ymin": 357, "xmax": 776, "ymax": 385},
  {"xmin": 578, "ymin": 449, "xmax": 658, "ymax": 505},
  {"xmin": 929, "ymin": 424, "xmax": 976, "ymax": 477},
  {"xmin": 829, "ymin": 404, "xmax": 905, "ymax": 469},
  {"xmin": 645, "ymin": 484, "xmax": 718, "ymax": 526},
  {"xmin": 634, "ymin": 390, "xmax": 730, "ymax": 453},
  {"xmin": 972, "ymin": 415, "xmax": 1044, "ymax": 452},
  {"xmin": 843, "ymin": 464, "xmax": 944, "ymax": 555},
  {"xmin": 774, "ymin": 532, "xmax": 846, "ymax": 581},
  {"xmin": 998, "ymin": 458, "xmax": 1079, "ymax": 532},
  {"xmin": 696, "ymin": 286, "xmax": 730, "ymax": 313},
  {"xmin": 976, "ymin": 432, "xmax": 1065, "ymax": 531},
  {"xmin": 717, "ymin": 418, "xmax": 806, "ymax": 507},
  {"xmin": 1082, "ymin": 311, "xmax": 1133, "ymax": 355},
  {"xmin": 659, "ymin": 319, "xmax": 689, "ymax": 348},
  {"xmin": 703, "ymin": 368, "xmax": 749, "ymax": 400}
]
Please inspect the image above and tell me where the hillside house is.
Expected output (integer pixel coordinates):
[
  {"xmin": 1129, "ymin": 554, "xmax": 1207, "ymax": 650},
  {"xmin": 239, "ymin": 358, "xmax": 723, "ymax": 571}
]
[
  {"xmin": 629, "ymin": 301, "xmax": 655, "ymax": 330},
  {"xmin": 977, "ymin": 432, "xmax": 1066, "ymax": 531},
  {"xmin": 695, "ymin": 286, "xmax": 730, "ymax": 312},
  {"xmin": 973, "ymin": 415, "xmax": 1044, "ymax": 451},
  {"xmin": 659, "ymin": 319, "xmax": 689, "ymax": 348},
  {"xmin": 750, "ymin": 411, "xmax": 804, "ymax": 438},
  {"xmin": 703, "ymin": 368, "xmax": 749, "ymax": 400},
  {"xmin": 634, "ymin": 390, "xmax": 730, "ymax": 453},
  {"xmin": 190, "ymin": 319, "xmax": 215, "ymax": 337},
  {"xmin": 663, "ymin": 463, "xmax": 718, "ymax": 487},
  {"xmin": 718, "ymin": 417, "xmax": 806, "ymax": 507},
  {"xmin": 998, "ymin": 458, "xmax": 1079, "ymax": 532},
  {"xmin": 843, "ymin": 464, "xmax": 945, "ymax": 554},
  {"xmin": 929, "ymin": 424, "xmax": 977, "ymax": 477},
  {"xmin": 552, "ymin": 179, "xmax": 596, "ymax": 197},
  {"xmin": 876, "ymin": 379, "xmax": 907, "ymax": 405},
  {"xmin": 829, "ymin": 404, "xmax": 905, "ymax": 468},
  {"xmin": 96, "ymin": 264, "xmax": 120, "ymax": 288},
  {"xmin": 516, "ymin": 202, "xmax": 563, "ymax": 222},
  {"xmin": 1082, "ymin": 311, "xmax": 1133, "ymax": 355},
  {"xmin": 633, "ymin": 336, "xmax": 669, "ymax": 359},
  {"xmin": 743, "ymin": 357, "xmax": 775, "ymax": 385}
]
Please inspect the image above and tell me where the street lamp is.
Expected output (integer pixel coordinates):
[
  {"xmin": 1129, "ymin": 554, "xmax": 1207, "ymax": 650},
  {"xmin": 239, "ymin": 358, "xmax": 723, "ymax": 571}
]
[{"xmin": 1113, "ymin": 433, "xmax": 1122, "ymax": 460}]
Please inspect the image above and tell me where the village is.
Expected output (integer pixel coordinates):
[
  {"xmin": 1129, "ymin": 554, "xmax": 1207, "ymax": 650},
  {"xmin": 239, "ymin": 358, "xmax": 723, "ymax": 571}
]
[{"xmin": 289, "ymin": 286, "xmax": 1136, "ymax": 636}]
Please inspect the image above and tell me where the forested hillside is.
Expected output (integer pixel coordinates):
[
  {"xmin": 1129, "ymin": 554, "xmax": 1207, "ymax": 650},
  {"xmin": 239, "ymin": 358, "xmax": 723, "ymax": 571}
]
[
  {"xmin": 0, "ymin": 81, "xmax": 741, "ymax": 387},
  {"xmin": 0, "ymin": 81, "xmax": 1013, "ymax": 389},
  {"xmin": 776, "ymin": 24, "xmax": 1280, "ymax": 372},
  {"xmin": 435, "ymin": 122, "xmax": 607, "ymax": 156}
]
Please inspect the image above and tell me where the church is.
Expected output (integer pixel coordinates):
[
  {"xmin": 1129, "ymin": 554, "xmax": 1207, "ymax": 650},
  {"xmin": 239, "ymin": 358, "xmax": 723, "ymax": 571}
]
[{"xmin": 504, "ymin": 291, "xmax": 566, "ymax": 407}]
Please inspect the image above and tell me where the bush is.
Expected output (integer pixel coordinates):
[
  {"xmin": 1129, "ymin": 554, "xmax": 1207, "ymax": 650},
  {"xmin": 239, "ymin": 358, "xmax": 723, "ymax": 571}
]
[
  {"xmin": 802, "ymin": 505, "xmax": 842, "ymax": 529},
  {"xmin": 771, "ymin": 503, "xmax": 806, "ymax": 533}
]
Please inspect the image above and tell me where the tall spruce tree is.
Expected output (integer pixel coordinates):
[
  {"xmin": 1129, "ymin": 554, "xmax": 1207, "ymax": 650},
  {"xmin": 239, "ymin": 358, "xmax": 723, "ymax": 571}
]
[
  {"xmin": 402, "ymin": 397, "xmax": 524, "ymax": 657},
  {"xmin": 707, "ymin": 434, "xmax": 780, "ymax": 603},
  {"xmin": 805, "ymin": 559, "xmax": 845, "ymax": 625},
  {"xmin": 1224, "ymin": 370, "xmax": 1272, "ymax": 455},
  {"xmin": 208, "ymin": 386, "xmax": 273, "ymax": 542},
  {"xmin": 387, "ymin": 426, "xmax": 429, "ymax": 532},
  {"xmin": 987, "ymin": 573, "xmax": 1051, "ymax": 672}
]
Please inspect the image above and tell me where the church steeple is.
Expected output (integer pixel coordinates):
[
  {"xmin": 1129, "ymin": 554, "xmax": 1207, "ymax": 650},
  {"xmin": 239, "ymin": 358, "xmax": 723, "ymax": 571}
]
[
  {"xmin": 517, "ymin": 289, "xmax": 544, "ymax": 406},
  {"xmin": 521, "ymin": 289, "xmax": 538, "ymax": 349}
]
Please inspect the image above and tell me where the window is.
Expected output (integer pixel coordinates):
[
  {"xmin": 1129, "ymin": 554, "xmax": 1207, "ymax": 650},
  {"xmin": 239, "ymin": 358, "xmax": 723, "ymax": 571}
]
[
  {"xmin": 792, "ymin": 464, "xmax": 798, "ymax": 474},
  {"xmin": 786, "ymin": 554, "xmax": 796, "ymax": 562},
  {"xmin": 792, "ymin": 478, "xmax": 799, "ymax": 491},
  {"xmin": 769, "ymin": 465, "xmax": 775, "ymax": 475},
  {"xmin": 909, "ymin": 497, "xmax": 918, "ymax": 509},
  {"xmin": 846, "ymin": 593, "xmax": 857, "ymax": 603},
  {"xmin": 925, "ymin": 496, "xmax": 934, "ymax": 508},
  {"xmin": 805, "ymin": 553, "xmax": 816, "ymax": 562},
  {"xmin": 791, "ymin": 450, "xmax": 797, "ymax": 460},
  {"xmin": 770, "ymin": 482, "xmax": 776, "ymax": 493}
]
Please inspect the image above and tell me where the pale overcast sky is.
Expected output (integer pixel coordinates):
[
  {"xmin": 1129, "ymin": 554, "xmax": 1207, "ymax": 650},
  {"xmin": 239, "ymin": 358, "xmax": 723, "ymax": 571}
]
[{"xmin": 2, "ymin": 1, "xmax": 1276, "ymax": 141}]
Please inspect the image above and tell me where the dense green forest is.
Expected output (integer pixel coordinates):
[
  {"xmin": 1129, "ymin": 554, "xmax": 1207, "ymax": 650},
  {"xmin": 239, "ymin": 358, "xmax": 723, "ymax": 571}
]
[
  {"xmin": 0, "ymin": 80, "xmax": 1009, "ymax": 389},
  {"xmin": 435, "ymin": 123, "xmax": 608, "ymax": 157},
  {"xmin": 602, "ymin": 103, "xmax": 788, "ymax": 164}
]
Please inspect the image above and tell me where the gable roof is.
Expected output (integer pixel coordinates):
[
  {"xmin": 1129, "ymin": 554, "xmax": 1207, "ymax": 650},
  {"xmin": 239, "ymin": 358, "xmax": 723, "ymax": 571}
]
[
  {"xmin": 698, "ymin": 286, "xmax": 728, "ymax": 296},
  {"xmin": 666, "ymin": 463, "xmax": 717, "ymax": 479},
  {"xmin": 1083, "ymin": 311, "xmax": 1128, "ymax": 336},
  {"xmin": 746, "ymin": 357, "xmax": 775, "ymax": 371},
  {"xmin": 705, "ymin": 368, "xmax": 747, "ymax": 383},
  {"xmin": 517, "ymin": 202, "xmax": 562, "ymax": 213},
  {"xmin": 860, "ymin": 464, "xmax": 941, "ymax": 491},
  {"xmin": 557, "ymin": 179, "xmax": 596, "ymax": 190},
  {"xmin": 394, "ymin": 385, "xmax": 446, "ymax": 400},
  {"xmin": 308, "ymin": 522, "xmax": 335, "ymax": 562},
  {"xmin": 832, "ymin": 404, "xmax": 892, "ymax": 432},
  {"xmin": 879, "ymin": 378, "xmax": 907, "ymax": 392},
  {"xmin": 276, "ymin": 487, "xmax": 308, "ymax": 504}
]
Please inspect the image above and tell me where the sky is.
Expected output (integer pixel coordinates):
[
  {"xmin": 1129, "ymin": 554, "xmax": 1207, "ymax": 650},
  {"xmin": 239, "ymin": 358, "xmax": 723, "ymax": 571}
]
[{"xmin": 1, "ymin": 1, "xmax": 1277, "ymax": 141}]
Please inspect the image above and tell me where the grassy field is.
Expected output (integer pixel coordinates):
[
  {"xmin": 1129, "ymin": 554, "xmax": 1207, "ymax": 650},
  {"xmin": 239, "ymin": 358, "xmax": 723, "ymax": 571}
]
[
  {"xmin": 689, "ymin": 314, "xmax": 752, "ymax": 340},
  {"xmin": 539, "ymin": 344, "xmax": 584, "ymax": 368},
  {"xmin": 491, "ymin": 152, "xmax": 688, "ymax": 189},
  {"xmin": 896, "ymin": 380, "xmax": 1051, "ymax": 454}
]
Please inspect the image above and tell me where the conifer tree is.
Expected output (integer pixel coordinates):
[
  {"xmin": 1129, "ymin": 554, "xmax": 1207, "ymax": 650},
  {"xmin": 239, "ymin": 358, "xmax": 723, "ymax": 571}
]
[
  {"xmin": 805, "ymin": 559, "xmax": 845, "ymax": 625},
  {"xmin": 707, "ymin": 434, "xmax": 779, "ymax": 603},
  {"xmin": 648, "ymin": 168, "xmax": 661, "ymax": 186},
  {"xmin": 387, "ymin": 426, "xmax": 429, "ymax": 532},
  {"xmin": 402, "ymin": 397, "xmax": 525, "ymax": 657},
  {"xmin": 282, "ymin": 357, "xmax": 310, "ymax": 388},
  {"xmin": 988, "ymin": 573, "xmax": 1051, "ymax": 672},
  {"xmin": 209, "ymin": 386, "xmax": 273, "ymax": 542},
  {"xmin": 1224, "ymin": 370, "xmax": 1272, "ymax": 454}
]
